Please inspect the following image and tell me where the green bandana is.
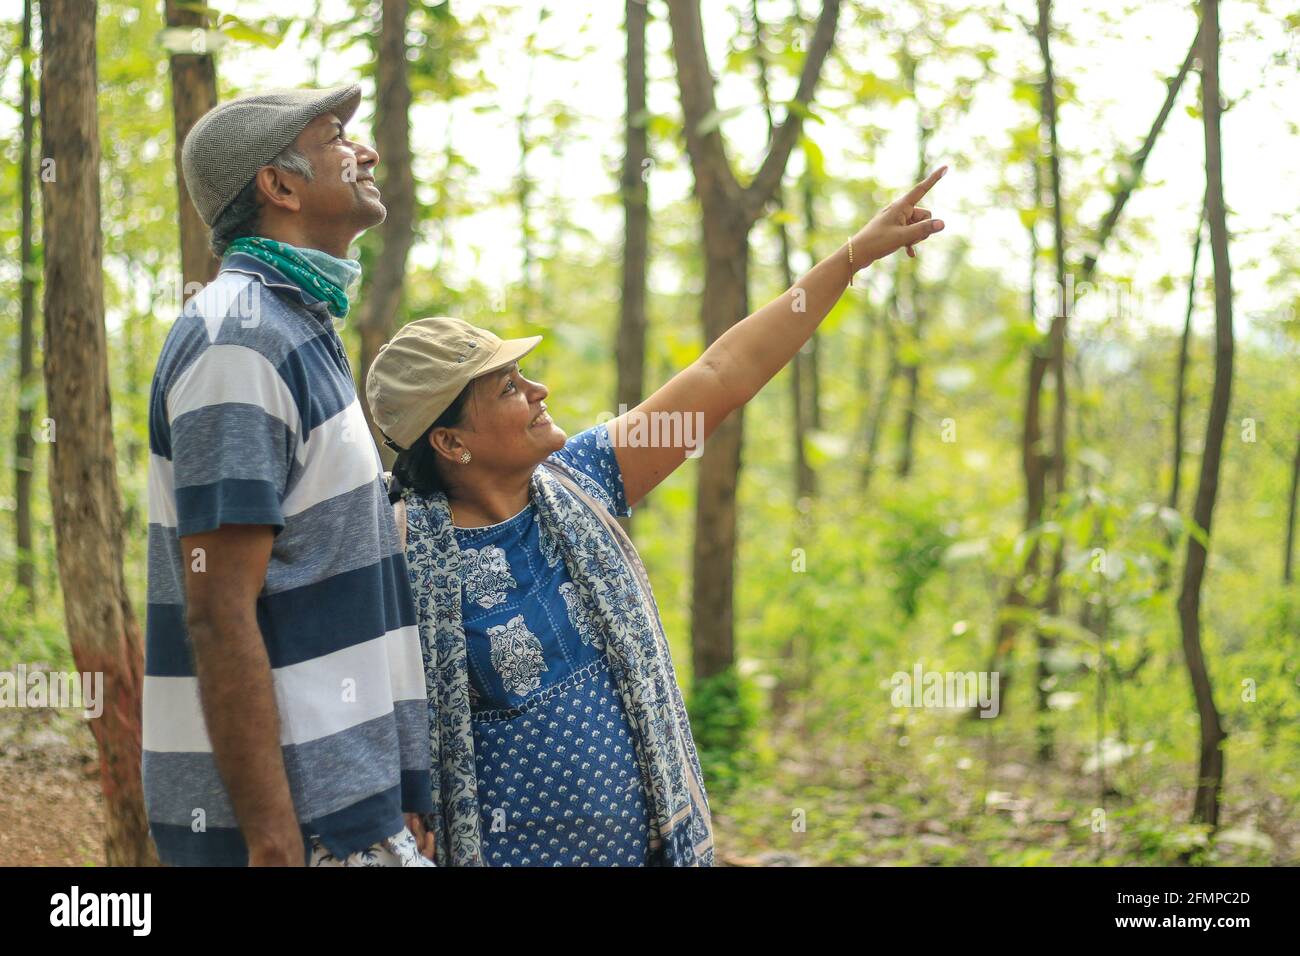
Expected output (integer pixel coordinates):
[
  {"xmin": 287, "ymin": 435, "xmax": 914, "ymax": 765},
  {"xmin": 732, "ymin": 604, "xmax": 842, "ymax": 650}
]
[{"xmin": 224, "ymin": 236, "xmax": 361, "ymax": 319}]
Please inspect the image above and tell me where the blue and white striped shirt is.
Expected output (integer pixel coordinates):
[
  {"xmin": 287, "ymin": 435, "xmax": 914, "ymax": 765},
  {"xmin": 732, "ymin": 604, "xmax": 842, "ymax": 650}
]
[{"xmin": 144, "ymin": 252, "xmax": 432, "ymax": 866}]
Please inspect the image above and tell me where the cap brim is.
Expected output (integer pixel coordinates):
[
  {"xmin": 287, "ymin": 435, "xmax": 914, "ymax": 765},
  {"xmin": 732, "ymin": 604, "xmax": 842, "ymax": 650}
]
[
  {"xmin": 316, "ymin": 84, "xmax": 362, "ymax": 129},
  {"xmin": 478, "ymin": 335, "xmax": 542, "ymax": 376}
]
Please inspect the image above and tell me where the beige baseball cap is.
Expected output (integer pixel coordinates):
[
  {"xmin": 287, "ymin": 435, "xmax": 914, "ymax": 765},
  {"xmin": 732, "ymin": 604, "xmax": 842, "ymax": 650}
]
[{"xmin": 366, "ymin": 317, "xmax": 542, "ymax": 451}]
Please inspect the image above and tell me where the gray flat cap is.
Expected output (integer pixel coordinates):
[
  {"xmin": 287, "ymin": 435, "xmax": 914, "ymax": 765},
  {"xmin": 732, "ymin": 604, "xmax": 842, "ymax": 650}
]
[{"xmin": 181, "ymin": 84, "xmax": 362, "ymax": 227}]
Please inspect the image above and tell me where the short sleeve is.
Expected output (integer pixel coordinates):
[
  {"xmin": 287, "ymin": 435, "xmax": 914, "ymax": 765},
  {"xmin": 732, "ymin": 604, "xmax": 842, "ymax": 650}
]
[
  {"xmin": 166, "ymin": 345, "xmax": 298, "ymax": 537},
  {"xmin": 548, "ymin": 422, "xmax": 631, "ymax": 519}
]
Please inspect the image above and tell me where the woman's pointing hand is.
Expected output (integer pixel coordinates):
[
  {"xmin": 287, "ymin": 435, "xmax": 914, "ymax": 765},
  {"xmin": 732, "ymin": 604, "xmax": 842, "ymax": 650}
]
[{"xmin": 850, "ymin": 165, "xmax": 948, "ymax": 271}]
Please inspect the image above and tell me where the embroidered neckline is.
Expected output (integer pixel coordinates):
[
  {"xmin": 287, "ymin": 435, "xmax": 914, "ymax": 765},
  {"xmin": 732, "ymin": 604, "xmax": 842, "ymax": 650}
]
[{"xmin": 452, "ymin": 500, "xmax": 534, "ymax": 535}]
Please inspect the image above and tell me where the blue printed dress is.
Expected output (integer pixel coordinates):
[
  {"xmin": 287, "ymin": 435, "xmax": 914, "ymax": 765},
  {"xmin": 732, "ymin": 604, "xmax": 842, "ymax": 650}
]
[{"xmin": 454, "ymin": 424, "xmax": 652, "ymax": 866}]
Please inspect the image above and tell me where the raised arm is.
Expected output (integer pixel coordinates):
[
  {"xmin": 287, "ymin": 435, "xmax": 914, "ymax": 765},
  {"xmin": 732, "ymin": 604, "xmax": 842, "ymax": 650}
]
[{"xmin": 611, "ymin": 167, "xmax": 947, "ymax": 507}]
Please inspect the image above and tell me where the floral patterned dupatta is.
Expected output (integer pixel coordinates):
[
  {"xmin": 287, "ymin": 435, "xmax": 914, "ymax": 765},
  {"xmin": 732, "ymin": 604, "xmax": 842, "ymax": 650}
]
[{"xmin": 396, "ymin": 458, "xmax": 714, "ymax": 867}]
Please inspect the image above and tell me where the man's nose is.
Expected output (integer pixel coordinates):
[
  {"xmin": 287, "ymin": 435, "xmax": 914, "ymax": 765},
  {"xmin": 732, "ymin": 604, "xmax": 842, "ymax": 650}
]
[{"xmin": 354, "ymin": 140, "xmax": 380, "ymax": 173}]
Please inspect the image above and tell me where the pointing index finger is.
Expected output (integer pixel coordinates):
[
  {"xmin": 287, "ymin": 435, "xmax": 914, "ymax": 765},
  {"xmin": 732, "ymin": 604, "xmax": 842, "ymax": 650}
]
[{"xmin": 903, "ymin": 165, "xmax": 948, "ymax": 207}]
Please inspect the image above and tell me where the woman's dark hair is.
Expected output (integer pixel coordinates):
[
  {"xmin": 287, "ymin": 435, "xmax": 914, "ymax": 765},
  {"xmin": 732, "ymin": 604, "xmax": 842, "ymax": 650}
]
[{"xmin": 389, "ymin": 382, "xmax": 475, "ymax": 502}]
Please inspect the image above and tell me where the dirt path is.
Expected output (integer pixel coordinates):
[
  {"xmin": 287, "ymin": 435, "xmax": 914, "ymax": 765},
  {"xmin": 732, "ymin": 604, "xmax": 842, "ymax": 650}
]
[{"xmin": 0, "ymin": 707, "xmax": 106, "ymax": 866}]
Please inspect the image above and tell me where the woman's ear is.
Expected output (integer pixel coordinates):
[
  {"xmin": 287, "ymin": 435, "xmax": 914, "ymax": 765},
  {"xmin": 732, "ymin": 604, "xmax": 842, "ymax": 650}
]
[{"xmin": 428, "ymin": 426, "xmax": 465, "ymax": 465}]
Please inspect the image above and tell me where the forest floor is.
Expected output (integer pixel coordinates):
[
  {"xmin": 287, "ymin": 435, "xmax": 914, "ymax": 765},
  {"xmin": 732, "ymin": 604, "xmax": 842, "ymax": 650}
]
[
  {"xmin": 712, "ymin": 710, "xmax": 1298, "ymax": 867},
  {"xmin": 0, "ymin": 706, "xmax": 105, "ymax": 866},
  {"xmin": 2, "ymin": 704, "xmax": 1293, "ymax": 867}
]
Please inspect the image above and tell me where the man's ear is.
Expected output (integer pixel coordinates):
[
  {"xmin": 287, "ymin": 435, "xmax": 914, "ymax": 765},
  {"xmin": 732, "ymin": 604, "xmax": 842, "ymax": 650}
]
[{"xmin": 254, "ymin": 164, "xmax": 302, "ymax": 214}]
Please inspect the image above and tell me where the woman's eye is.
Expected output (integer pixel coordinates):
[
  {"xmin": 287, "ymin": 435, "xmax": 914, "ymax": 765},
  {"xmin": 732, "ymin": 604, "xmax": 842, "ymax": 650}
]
[{"xmin": 503, "ymin": 379, "xmax": 515, "ymax": 394}]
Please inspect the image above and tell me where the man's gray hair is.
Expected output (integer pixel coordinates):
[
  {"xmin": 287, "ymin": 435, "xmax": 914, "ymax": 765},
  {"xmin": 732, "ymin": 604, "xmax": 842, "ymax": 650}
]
[{"xmin": 208, "ymin": 144, "xmax": 315, "ymax": 256}]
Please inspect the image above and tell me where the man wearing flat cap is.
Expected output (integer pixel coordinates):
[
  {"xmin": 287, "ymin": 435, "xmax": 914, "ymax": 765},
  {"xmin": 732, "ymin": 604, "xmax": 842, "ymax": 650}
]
[{"xmin": 144, "ymin": 85, "xmax": 435, "ymax": 866}]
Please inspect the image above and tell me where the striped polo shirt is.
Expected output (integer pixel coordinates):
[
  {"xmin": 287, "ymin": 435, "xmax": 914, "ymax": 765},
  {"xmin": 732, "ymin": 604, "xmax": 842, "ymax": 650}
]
[{"xmin": 144, "ymin": 252, "xmax": 432, "ymax": 866}]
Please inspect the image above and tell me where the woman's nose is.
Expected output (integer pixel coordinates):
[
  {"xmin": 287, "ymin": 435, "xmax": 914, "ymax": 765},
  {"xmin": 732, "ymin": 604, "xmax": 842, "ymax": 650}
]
[{"xmin": 527, "ymin": 378, "xmax": 548, "ymax": 400}]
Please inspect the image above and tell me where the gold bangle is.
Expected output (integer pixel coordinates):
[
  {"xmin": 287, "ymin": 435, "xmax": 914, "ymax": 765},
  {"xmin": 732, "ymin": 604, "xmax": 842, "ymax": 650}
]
[{"xmin": 846, "ymin": 235, "xmax": 855, "ymax": 285}]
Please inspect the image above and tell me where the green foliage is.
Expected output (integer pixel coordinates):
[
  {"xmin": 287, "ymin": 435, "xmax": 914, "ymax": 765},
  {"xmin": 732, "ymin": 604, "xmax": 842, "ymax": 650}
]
[
  {"xmin": 689, "ymin": 667, "xmax": 762, "ymax": 803},
  {"xmin": 879, "ymin": 490, "xmax": 954, "ymax": 620}
]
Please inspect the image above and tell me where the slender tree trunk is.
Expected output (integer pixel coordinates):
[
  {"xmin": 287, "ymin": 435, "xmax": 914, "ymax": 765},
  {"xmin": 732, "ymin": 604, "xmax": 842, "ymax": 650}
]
[
  {"xmin": 616, "ymin": 0, "xmax": 650, "ymax": 457},
  {"xmin": 541, "ymin": 123, "xmax": 569, "ymax": 324},
  {"xmin": 121, "ymin": 257, "xmax": 145, "ymax": 533},
  {"xmin": 750, "ymin": 0, "xmax": 814, "ymax": 503},
  {"xmin": 862, "ymin": 268, "xmax": 902, "ymax": 492},
  {"xmin": 357, "ymin": 0, "xmax": 415, "ymax": 466},
  {"xmin": 854, "ymin": 295, "xmax": 875, "ymax": 440},
  {"xmin": 1170, "ymin": 200, "xmax": 1205, "ymax": 515},
  {"xmin": 794, "ymin": 0, "xmax": 822, "ymax": 440},
  {"xmin": 666, "ymin": 0, "xmax": 840, "ymax": 689},
  {"xmin": 801, "ymin": 166, "xmax": 822, "ymax": 431},
  {"xmin": 983, "ymin": 21, "xmax": 1201, "ymax": 718},
  {"xmin": 40, "ymin": 0, "xmax": 156, "ymax": 866},
  {"xmin": 15, "ymin": 0, "xmax": 37, "ymax": 608},
  {"xmin": 1285, "ymin": 427, "xmax": 1300, "ymax": 585},
  {"xmin": 1035, "ymin": 0, "xmax": 1069, "ymax": 762},
  {"xmin": 749, "ymin": 0, "xmax": 817, "ymax": 716},
  {"xmin": 165, "ymin": 0, "xmax": 219, "ymax": 296},
  {"xmin": 895, "ymin": 266, "xmax": 923, "ymax": 479},
  {"xmin": 980, "ymin": 155, "xmax": 1049, "ymax": 720},
  {"xmin": 514, "ymin": 6, "xmax": 547, "ymax": 325},
  {"xmin": 1177, "ymin": 0, "xmax": 1230, "ymax": 829},
  {"xmin": 1162, "ymin": 198, "xmax": 1206, "ymax": 590},
  {"xmin": 895, "ymin": 52, "xmax": 928, "ymax": 479}
]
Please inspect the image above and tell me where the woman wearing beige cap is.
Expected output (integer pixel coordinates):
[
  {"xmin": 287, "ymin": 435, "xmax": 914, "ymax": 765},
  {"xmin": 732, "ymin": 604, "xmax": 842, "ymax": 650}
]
[{"xmin": 367, "ymin": 168, "xmax": 947, "ymax": 866}]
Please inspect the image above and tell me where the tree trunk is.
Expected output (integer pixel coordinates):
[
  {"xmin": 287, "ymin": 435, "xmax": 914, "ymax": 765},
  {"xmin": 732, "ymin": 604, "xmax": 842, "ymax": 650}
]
[
  {"xmin": 984, "ymin": 21, "xmax": 1201, "ymax": 717},
  {"xmin": 1170, "ymin": 200, "xmax": 1205, "ymax": 516},
  {"xmin": 782, "ymin": 222, "xmax": 815, "ymax": 503},
  {"xmin": 40, "ymin": 0, "xmax": 156, "ymax": 866},
  {"xmin": 616, "ymin": 0, "xmax": 650, "ymax": 490},
  {"xmin": 666, "ymin": 0, "xmax": 840, "ymax": 689},
  {"xmin": 513, "ymin": 6, "xmax": 547, "ymax": 326},
  {"xmin": 794, "ymin": 0, "xmax": 822, "ymax": 442},
  {"xmin": 894, "ymin": 267, "xmax": 924, "ymax": 479},
  {"xmin": 1177, "ymin": 0, "xmax": 1230, "ymax": 829},
  {"xmin": 1162, "ymin": 198, "xmax": 1206, "ymax": 590},
  {"xmin": 357, "ymin": 0, "xmax": 415, "ymax": 466},
  {"xmin": 15, "ymin": 0, "xmax": 37, "ymax": 608},
  {"xmin": 691, "ymin": 228, "xmax": 751, "ymax": 682},
  {"xmin": 800, "ymin": 165, "xmax": 822, "ymax": 432},
  {"xmin": 1285, "ymin": 427, "xmax": 1300, "ymax": 585},
  {"xmin": 977, "ymin": 154, "xmax": 1048, "ymax": 720},
  {"xmin": 861, "ymin": 268, "xmax": 902, "ymax": 492},
  {"xmin": 895, "ymin": 52, "xmax": 928, "ymax": 480},
  {"xmin": 854, "ymin": 293, "xmax": 875, "ymax": 444},
  {"xmin": 749, "ymin": 0, "xmax": 814, "ymax": 503},
  {"xmin": 165, "ymin": 0, "xmax": 220, "ymax": 296},
  {"xmin": 1036, "ymin": 0, "xmax": 1068, "ymax": 762}
]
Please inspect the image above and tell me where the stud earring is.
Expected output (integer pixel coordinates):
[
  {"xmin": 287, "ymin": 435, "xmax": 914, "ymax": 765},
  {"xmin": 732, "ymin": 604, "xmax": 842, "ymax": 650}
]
[{"xmin": 459, "ymin": 451, "xmax": 472, "ymax": 464}]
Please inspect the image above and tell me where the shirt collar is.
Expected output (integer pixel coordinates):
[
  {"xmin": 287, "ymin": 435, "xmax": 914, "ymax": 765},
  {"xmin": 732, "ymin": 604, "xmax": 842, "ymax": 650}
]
[{"xmin": 221, "ymin": 251, "xmax": 334, "ymax": 318}]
